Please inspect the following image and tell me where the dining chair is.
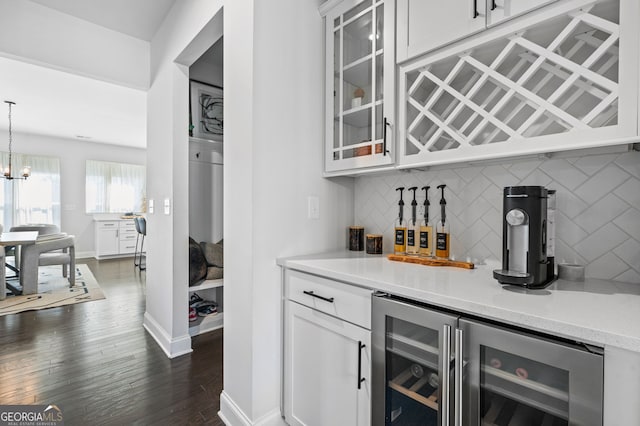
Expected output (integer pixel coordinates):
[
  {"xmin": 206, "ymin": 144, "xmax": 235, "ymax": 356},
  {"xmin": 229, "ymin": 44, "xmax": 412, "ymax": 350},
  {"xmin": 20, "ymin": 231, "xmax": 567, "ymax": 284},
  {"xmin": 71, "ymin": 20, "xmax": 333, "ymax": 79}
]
[
  {"xmin": 19, "ymin": 233, "xmax": 75, "ymax": 295},
  {"xmin": 7, "ymin": 224, "xmax": 61, "ymax": 277}
]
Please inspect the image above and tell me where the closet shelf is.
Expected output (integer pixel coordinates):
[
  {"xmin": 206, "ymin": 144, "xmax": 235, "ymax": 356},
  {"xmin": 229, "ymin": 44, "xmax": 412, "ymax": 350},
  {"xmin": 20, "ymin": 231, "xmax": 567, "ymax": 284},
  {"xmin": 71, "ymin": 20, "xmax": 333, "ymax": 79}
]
[{"xmin": 190, "ymin": 279, "xmax": 224, "ymax": 292}]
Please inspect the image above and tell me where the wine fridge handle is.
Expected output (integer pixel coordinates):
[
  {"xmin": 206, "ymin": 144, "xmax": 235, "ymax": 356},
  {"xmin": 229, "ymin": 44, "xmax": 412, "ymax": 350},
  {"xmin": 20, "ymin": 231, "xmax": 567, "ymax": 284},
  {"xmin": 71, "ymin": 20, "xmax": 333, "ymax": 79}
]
[
  {"xmin": 454, "ymin": 328, "xmax": 464, "ymax": 426},
  {"xmin": 441, "ymin": 324, "xmax": 451, "ymax": 426}
]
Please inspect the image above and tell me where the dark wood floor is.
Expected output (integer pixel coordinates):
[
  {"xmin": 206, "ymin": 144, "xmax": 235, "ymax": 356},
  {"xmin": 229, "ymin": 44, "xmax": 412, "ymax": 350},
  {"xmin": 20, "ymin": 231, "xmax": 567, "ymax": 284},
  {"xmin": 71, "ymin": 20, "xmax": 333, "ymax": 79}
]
[{"xmin": 0, "ymin": 258, "xmax": 224, "ymax": 425}]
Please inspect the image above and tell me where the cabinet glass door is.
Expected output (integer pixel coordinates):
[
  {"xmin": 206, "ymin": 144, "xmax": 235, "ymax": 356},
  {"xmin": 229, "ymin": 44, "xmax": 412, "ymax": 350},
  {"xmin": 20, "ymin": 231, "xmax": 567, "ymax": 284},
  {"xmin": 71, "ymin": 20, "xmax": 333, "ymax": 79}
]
[
  {"xmin": 460, "ymin": 319, "xmax": 604, "ymax": 426},
  {"xmin": 326, "ymin": 0, "xmax": 394, "ymax": 173},
  {"xmin": 372, "ymin": 295, "xmax": 458, "ymax": 426}
]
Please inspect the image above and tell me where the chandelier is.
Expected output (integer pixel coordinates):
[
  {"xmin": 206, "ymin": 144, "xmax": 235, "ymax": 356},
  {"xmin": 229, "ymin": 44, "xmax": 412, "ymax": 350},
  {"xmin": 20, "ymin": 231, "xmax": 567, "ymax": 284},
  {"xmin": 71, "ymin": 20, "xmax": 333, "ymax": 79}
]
[{"xmin": 4, "ymin": 100, "xmax": 30, "ymax": 180}]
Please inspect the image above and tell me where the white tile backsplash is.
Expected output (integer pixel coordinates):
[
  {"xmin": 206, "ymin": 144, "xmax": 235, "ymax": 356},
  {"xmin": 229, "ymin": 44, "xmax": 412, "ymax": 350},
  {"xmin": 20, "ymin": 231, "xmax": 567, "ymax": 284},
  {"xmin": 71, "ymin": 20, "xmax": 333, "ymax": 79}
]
[
  {"xmin": 573, "ymin": 164, "xmax": 630, "ymax": 204},
  {"xmin": 354, "ymin": 150, "xmax": 640, "ymax": 283}
]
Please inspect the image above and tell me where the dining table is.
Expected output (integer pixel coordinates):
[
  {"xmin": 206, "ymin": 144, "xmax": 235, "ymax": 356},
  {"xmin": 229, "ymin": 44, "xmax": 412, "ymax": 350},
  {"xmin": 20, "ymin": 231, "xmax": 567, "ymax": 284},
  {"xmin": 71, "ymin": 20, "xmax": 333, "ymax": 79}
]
[{"xmin": 0, "ymin": 231, "xmax": 39, "ymax": 299}]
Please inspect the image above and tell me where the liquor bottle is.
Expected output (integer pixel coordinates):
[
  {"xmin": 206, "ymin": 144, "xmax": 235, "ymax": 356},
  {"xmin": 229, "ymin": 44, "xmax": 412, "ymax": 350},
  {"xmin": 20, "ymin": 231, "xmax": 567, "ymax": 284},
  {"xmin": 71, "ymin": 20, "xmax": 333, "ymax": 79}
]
[
  {"xmin": 419, "ymin": 186, "xmax": 433, "ymax": 257},
  {"xmin": 394, "ymin": 187, "xmax": 407, "ymax": 255},
  {"xmin": 435, "ymin": 184, "xmax": 450, "ymax": 259},
  {"xmin": 406, "ymin": 187, "xmax": 419, "ymax": 255}
]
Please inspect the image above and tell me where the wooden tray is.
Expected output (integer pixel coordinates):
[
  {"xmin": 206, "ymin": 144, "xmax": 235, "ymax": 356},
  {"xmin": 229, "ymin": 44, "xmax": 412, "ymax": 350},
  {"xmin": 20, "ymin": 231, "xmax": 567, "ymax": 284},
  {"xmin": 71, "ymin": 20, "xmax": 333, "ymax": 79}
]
[{"xmin": 388, "ymin": 254, "xmax": 474, "ymax": 269}]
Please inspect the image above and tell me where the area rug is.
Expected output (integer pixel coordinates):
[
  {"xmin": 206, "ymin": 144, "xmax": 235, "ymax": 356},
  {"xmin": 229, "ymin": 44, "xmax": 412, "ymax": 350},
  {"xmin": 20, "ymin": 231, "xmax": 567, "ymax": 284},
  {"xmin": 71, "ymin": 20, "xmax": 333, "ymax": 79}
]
[{"xmin": 0, "ymin": 264, "xmax": 105, "ymax": 316}]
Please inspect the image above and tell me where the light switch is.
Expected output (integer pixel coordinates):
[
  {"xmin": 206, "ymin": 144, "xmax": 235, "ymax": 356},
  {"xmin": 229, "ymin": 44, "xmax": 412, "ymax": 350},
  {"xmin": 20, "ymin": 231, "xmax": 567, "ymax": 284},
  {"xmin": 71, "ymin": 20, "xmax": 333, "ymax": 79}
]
[
  {"xmin": 308, "ymin": 196, "xmax": 319, "ymax": 219},
  {"xmin": 148, "ymin": 199, "xmax": 154, "ymax": 214},
  {"xmin": 164, "ymin": 198, "xmax": 171, "ymax": 215}
]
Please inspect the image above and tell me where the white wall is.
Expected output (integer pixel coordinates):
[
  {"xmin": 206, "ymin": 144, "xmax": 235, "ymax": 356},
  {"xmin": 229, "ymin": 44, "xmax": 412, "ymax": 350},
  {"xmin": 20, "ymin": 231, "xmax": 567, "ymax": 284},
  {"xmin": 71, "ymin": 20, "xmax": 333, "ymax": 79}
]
[
  {"xmin": 221, "ymin": 0, "xmax": 354, "ymax": 422},
  {"xmin": 0, "ymin": 0, "xmax": 149, "ymax": 89},
  {"xmin": 354, "ymin": 149, "xmax": 640, "ymax": 283},
  {"xmin": 0, "ymin": 130, "xmax": 146, "ymax": 256},
  {"xmin": 146, "ymin": 0, "xmax": 355, "ymax": 424},
  {"xmin": 144, "ymin": 0, "xmax": 225, "ymax": 359},
  {"xmin": 190, "ymin": 59, "xmax": 223, "ymax": 88}
]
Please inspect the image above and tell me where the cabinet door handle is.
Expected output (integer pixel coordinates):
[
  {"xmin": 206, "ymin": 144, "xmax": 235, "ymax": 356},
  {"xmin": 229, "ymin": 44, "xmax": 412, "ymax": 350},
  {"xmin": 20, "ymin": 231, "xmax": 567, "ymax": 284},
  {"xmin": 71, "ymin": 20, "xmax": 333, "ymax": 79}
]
[
  {"xmin": 441, "ymin": 325, "xmax": 451, "ymax": 426},
  {"xmin": 383, "ymin": 117, "xmax": 391, "ymax": 156},
  {"xmin": 357, "ymin": 341, "xmax": 366, "ymax": 389},
  {"xmin": 491, "ymin": 0, "xmax": 497, "ymax": 10},
  {"xmin": 473, "ymin": 0, "xmax": 479, "ymax": 18},
  {"xmin": 303, "ymin": 290, "xmax": 334, "ymax": 303},
  {"xmin": 454, "ymin": 328, "xmax": 464, "ymax": 426}
]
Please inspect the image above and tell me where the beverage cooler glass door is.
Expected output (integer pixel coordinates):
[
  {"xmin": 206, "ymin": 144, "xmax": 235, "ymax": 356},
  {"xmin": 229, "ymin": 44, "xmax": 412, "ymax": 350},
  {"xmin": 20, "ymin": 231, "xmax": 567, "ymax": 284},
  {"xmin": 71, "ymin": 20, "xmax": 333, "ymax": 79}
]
[
  {"xmin": 372, "ymin": 295, "xmax": 458, "ymax": 426},
  {"xmin": 459, "ymin": 318, "xmax": 604, "ymax": 426}
]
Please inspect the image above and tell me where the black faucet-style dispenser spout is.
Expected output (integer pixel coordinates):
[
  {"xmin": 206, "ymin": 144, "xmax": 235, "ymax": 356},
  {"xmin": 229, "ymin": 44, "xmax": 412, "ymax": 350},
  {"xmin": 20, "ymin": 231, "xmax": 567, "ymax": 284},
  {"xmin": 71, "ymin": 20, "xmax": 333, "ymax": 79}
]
[
  {"xmin": 408, "ymin": 187, "xmax": 418, "ymax": 226},
  {"xmin": 396, "ymin": 187, "xmax": 405, "ymax": 223}
]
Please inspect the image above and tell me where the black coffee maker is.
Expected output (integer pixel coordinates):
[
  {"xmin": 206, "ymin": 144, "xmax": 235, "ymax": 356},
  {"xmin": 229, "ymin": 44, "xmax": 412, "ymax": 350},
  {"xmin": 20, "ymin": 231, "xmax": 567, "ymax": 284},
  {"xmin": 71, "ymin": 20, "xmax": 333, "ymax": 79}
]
[{"xmin": 493, "ymin": 186, "xmax": 555, "ymax": 288}]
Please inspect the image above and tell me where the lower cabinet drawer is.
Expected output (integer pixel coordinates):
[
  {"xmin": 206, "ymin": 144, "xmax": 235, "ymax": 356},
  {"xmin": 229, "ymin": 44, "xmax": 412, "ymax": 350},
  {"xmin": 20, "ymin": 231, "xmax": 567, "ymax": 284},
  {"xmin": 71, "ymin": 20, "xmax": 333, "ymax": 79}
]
[
  {"xmin": 285, "ymin": 269, "xmax": 372, "ymax": 329},
  {"xmin": 119, "ymin": 241, "xmax": 137, "ymax": 254}
]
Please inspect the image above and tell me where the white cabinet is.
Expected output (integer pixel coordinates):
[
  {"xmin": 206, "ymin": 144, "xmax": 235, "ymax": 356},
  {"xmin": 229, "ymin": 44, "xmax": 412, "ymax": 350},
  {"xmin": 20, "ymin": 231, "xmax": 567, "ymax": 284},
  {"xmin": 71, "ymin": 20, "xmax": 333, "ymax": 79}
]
[
  {"xmin": 397, "ymin": 0, "xmax": 486, "ymax": 62},
  {"xmin": 398, "ymin": 0, "xmax": 639, "ymax": 168},
  {"xmin": 118, "ymin": 220, "xmax": 137, "ymax": 254},
  {"xmin": 94, "ymin": 219, "xmax": 140, "ymax": 259},
  {"xmin": 487, "ymin": 0, "xmax": 558, "ymax": 26},
  {"xmin": 396, "ymin": 0, "xmax": 557, "ymax": 62},
  {"xmin": 95, "ymin": 221, "xmax": 119, "ymax": 257},
  {"xmin": 323, "ymin": 0, "xmax": 396, "ymax": 175},
  {"xmin": 283, "ymin": 270, "xmax": 372, "ymax": 426}
]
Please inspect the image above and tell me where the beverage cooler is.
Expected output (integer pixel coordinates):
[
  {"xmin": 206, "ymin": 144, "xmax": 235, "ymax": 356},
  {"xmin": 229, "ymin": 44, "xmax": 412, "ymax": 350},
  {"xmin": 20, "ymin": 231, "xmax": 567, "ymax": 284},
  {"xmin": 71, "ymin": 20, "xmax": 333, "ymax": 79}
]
[{"xmin": 372, "ymin": 293, "xmax": 604, "ymax": 425}]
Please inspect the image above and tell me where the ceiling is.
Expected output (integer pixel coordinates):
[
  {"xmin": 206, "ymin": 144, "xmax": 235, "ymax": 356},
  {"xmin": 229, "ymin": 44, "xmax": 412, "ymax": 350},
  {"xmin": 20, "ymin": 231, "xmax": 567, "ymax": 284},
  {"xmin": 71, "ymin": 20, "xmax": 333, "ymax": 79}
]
[
  {"xmin": 29, "ymin": 0, "xmax": 177, "ymax": 42},
  {"xmin": 0, "ymin": 0, "xmax": 179, "ymax": 149}
]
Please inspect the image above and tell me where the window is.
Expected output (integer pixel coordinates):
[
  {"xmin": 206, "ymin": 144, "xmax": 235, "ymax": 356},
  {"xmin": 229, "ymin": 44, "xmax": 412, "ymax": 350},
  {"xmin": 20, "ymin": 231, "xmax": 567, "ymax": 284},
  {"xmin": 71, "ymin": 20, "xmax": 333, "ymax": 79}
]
[
  {"xmin": 0, "ymin": 153, "xmax": 61, "ymax": 230},
  {"xmin": 86, "ymin": 160, "xmax": 146, "ymax": 213}
]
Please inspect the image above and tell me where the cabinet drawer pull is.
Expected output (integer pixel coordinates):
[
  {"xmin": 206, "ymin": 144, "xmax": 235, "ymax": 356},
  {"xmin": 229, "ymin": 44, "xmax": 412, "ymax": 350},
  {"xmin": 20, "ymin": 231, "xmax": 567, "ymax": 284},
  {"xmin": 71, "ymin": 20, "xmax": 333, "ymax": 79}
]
[
  {"xmin": 473, "ymin": 0, "xmax": 479, "ymax": 18},
  {"xmin": 357, "ymin": 341, "xmax": 366, "ymax": 389},
  {"xmin": 303, "ymin": 290, "xmax": 334, "ymax": 303},
  {"xmin": 491, "ymin": 0, "xmax": 497, "ymax": 10}
]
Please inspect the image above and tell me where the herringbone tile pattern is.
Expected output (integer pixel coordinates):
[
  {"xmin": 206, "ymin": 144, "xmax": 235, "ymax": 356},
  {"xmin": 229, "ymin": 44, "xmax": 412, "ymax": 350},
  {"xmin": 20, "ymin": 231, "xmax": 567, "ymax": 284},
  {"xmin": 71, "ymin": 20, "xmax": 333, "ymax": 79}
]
[{"xmin": 354, "ymin": 151, "xmax": 640, "ymax": 283}]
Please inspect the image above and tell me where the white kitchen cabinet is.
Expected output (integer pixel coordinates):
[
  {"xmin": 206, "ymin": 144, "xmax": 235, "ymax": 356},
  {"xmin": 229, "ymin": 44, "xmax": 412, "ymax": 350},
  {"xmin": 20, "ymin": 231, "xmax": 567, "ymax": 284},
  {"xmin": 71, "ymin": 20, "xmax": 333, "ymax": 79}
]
[
  {"xmin": 396, "ymin": 0, "xmax": 486, "ymax": 62},
  {"xmin": 95, "ymin": 221, "xmax": 119, "ymax": 257},
  {"xmin": 118, "ymin": 220, "xmax": 138, "ymax": 254},
  {"xmin": 398, "ymin": 0, "xmax": 639, "ymax": 168},
  {"xmin": 284, "ymin": 270, "xmax": 372, "ymax": 426},
  {"xmin": 396, "ymin": 0, "xmax": 557, "ymax": 63},
  {"xmin": 323, "ymin": 0, "xmax": 396, "ymax": 175},
  {"xmin": 94, "ymin": 219, "xmax": 140, "ymax": 259},
  {"xmin": 487, "ymin": 0, "xmax": 558, "ymax": 27}
]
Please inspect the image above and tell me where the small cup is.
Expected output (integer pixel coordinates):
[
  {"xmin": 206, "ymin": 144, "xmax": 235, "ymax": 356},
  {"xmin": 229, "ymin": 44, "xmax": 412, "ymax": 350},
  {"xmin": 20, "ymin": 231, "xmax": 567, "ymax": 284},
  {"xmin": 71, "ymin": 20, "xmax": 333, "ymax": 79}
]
[
  {"xmin": 558, "ymin": 264, "xmax": 585, "ymax": 281},
  {"xmin": 366, "ymin": 234, "xmax": 383, "ymax": 254},
  {"xmin": 349, "ymin": 226, "xmax": 364, "ymax": 251}
]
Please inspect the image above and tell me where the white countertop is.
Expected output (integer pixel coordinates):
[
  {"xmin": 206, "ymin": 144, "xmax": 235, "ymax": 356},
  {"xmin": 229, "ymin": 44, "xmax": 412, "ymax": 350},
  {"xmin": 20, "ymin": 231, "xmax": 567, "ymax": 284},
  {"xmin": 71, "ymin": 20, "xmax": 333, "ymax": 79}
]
[{"xmin": 278, "ymin": 251, "xmax": 640, "ymax": 352}]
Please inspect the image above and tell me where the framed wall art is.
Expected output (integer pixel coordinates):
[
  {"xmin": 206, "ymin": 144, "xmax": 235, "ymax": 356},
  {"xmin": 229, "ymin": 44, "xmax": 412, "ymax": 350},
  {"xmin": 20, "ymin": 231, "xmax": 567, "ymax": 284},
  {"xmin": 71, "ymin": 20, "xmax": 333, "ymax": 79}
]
[{"xmin": 189, "ymin": 80, "xmax": 223, "ymax": 141}]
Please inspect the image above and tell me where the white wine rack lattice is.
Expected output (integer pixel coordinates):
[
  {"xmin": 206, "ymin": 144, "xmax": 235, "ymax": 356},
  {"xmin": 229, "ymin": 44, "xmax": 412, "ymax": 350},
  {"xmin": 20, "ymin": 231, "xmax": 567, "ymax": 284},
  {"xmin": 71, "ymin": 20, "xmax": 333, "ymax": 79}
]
[{"xmin": 404, "ymin": 1, "xmax": 620, "ymax": 156}]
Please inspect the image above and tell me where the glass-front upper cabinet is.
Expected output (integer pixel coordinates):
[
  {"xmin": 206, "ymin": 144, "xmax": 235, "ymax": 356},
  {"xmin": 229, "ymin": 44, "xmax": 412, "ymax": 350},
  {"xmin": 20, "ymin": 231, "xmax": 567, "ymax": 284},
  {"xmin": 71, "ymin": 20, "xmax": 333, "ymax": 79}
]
[{"xmin": 324, "ymin": 0, "xmax": 395, "ymax": 175}]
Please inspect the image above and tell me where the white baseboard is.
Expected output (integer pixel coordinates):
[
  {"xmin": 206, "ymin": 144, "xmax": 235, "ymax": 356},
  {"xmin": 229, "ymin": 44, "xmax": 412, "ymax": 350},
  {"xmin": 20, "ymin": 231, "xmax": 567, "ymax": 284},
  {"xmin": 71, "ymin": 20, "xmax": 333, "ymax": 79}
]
[
  {"xmin": 75, "ymin": 251, "xmax": 94, "ymax": 260},
  {"xmin": 143, "ymin": 312, "xmax": 193, "ymax": 358},
  {"xmin": 219, "ymin": 391, "xmax": 286, "ymax": 426}
]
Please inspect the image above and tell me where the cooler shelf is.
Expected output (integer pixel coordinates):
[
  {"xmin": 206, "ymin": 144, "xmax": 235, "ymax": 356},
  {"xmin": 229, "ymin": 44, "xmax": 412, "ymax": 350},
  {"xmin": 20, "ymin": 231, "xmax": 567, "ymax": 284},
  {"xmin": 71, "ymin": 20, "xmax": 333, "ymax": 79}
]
[{"xmin": 389, "ymin": 367, "xmax": 439, "ymax": 411}]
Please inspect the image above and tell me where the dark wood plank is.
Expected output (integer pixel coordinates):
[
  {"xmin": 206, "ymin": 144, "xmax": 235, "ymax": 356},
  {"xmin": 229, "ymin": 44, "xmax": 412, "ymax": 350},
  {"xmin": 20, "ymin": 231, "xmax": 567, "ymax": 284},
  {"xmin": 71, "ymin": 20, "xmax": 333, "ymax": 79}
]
[{"xmin": 0, "ymin": 258, "xmax": 223, "ymax": 425}]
